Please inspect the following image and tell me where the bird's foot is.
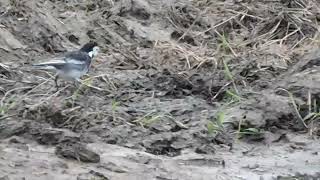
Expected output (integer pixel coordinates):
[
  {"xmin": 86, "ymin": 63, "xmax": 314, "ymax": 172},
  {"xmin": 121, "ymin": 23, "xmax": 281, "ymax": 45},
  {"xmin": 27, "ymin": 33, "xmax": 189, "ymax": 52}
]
[
  {"xmin": 72, "ymin": 78, "xmax": 82, "ymax": 88},
  {"xmin": 54, "ymin": 75, "xmax": 60, "ymax": 91}
]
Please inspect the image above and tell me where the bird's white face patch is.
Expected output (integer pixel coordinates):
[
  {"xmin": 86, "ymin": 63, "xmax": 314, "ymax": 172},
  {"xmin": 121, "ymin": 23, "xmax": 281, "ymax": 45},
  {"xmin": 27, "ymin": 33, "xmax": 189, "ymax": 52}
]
[{"xmin": 88, "ymin": 46, "xmax": 100, "ymax": 58}]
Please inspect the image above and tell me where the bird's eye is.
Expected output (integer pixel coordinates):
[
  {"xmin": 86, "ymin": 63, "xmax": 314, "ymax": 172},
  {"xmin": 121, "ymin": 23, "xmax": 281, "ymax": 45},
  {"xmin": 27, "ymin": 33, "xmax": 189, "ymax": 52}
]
[{"xmin": 94, "ymin": 47, "xmax": 100, "ymax": 52}]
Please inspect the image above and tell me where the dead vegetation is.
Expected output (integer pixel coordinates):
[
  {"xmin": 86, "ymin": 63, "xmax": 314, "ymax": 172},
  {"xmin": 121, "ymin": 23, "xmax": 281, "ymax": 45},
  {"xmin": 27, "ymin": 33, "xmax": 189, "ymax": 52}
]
[{"xmin": 153, "ymin": 0, "xmax": 320, "ymax": 71}]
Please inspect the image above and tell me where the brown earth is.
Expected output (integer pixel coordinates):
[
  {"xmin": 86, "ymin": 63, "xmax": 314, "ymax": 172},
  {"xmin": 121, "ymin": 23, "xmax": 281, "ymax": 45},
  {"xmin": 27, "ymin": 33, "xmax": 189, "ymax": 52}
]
[{"xmin": 1, "ymin": 0, "xmax": 320, "ymax": 179}]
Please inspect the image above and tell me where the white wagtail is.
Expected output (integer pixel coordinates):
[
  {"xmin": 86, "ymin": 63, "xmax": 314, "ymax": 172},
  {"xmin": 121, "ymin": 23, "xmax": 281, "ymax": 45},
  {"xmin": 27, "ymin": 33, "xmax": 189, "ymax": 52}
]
[{"xmin": 33, "ymin": 42, "xmax": 100, "ymax": 88}]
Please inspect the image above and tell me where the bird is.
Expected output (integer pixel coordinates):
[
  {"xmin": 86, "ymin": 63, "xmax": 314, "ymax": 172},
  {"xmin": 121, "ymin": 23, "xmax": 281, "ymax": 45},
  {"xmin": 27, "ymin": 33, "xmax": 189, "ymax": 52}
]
[{"xmin": 33, "ymin": 42, "xmax": 100, "ymax": 88}]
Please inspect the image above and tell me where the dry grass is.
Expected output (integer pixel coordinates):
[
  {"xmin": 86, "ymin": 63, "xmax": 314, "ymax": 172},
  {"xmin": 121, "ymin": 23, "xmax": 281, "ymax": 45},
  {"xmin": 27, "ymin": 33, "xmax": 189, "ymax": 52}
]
[
  {"xmin": 153, "ymin": 41, "xmax": 217, "ymax": 70},
  {"xmin": 158, "ymin": 0, "xmax": 320, "ymax": 72}
]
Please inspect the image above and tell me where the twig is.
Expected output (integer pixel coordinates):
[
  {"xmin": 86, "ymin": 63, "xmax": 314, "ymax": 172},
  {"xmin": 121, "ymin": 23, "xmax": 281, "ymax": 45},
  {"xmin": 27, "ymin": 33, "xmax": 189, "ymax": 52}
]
[
  {"xmin": 277, "ymin": 88, "xmax": 308, "ymax": 129},
  {"xmin": 0, "ymin": 113, "xmax": 18, "ymax": 121},
  {"xmin": 215, "ymin": 30, "xmax": 238, "ymax": 57},
  {"xmin": 29, "ymin": 84, "xmax": 71, "ymax": 109},
  {"xmin": 0, "ymin": 86, "xmax": 33, "ymax": 107},
  {"xmin": 177, "ymin": 8, "xmax": 208, "ymax": 42},
  {"xmin": 211, "ymin": 82, "xmax": 232, "ymax": 102},
  {"xmin": 196, "ymin": 14, "xmax": 240, "ymax": 36}
]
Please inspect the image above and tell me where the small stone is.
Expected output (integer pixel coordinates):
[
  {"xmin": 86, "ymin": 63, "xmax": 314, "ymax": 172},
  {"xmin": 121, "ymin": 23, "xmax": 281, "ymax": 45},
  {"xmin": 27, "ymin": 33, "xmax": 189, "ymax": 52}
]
[{"xmin": 55, "ymin": 143, "xmax": 100, "ymax": 163}]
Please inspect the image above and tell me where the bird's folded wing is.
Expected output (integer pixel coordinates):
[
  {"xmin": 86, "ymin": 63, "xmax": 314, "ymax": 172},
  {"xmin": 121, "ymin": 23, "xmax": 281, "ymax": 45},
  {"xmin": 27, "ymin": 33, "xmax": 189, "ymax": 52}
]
[{"xmin": 65, "ymin": 58, "xmax": 86, "ymax": 65}]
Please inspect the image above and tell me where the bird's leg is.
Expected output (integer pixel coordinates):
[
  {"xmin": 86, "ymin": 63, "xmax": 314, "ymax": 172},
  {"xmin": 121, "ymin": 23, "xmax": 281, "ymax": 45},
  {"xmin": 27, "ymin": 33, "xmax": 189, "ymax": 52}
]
[
  {"xmin": 54, "ymin": 74, "xmax": 59, "ymax": 91},
  {"xmin": 73, "ymin": 78, "xmax": 81, "ymax": 88}
]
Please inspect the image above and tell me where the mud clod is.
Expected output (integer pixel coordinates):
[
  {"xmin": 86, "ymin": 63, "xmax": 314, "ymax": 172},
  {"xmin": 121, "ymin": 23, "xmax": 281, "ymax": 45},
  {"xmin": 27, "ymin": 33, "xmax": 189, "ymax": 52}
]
[
  {"xmin": 77, "ymin": 170, "xmax": 109, "ymax": 180},
  {"xmin": 0, "ymin": 120, "xmax": 28, "ymax": 139},
  {"xmin": 56, "ymin": 142, "xmax": 100, "ymax": 163}
]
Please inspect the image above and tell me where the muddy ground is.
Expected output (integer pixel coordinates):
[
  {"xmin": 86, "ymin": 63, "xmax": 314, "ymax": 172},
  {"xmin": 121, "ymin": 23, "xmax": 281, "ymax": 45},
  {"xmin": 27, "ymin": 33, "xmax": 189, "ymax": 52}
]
[{"xmin": 1, "ymin": 0, "xmax": 320, "ymax": 179}]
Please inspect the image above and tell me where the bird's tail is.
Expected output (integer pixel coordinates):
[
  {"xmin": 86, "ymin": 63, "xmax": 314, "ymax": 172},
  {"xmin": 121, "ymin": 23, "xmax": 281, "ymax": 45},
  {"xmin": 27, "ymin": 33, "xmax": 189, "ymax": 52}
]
[
  {"xmin": 32, "ymin": 57, "xmax": 66, "ymax": 69},
  {"xmin": 32, "ymin": 63, "xmax": 58, "ymax": 70}
]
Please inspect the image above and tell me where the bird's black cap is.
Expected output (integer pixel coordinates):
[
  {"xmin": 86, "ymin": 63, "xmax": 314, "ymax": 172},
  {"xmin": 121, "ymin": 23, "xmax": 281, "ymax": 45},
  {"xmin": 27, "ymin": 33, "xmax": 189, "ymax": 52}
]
[{"xmin": 80, "ymin": 41, "xmax": 98, "ymax": 53}]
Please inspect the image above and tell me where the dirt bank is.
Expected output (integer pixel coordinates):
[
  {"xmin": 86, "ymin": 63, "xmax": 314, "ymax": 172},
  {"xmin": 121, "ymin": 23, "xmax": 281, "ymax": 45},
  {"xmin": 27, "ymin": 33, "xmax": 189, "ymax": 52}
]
[{"xmin": 1, "ymin": 0, "xmax": 320, "ymax": 179}]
